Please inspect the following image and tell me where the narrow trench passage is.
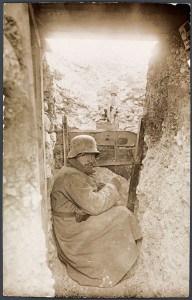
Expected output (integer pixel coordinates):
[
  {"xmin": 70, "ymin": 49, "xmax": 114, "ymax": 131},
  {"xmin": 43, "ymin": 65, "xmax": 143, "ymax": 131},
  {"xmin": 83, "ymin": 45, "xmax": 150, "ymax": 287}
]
[
  {"xmin": 43, "ymin": 34, "xmax": 190, "ymax": 298},
  {"xmin": 44, "ymin": 38, "xmax": 156, "ymax": 297}
]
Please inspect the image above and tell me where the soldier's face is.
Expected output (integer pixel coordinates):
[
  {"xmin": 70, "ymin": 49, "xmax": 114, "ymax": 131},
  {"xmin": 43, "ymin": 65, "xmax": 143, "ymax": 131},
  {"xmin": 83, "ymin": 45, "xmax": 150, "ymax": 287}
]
[{"xmin": 77, "ymin": 153, "xmax": 96, "ymax": 166}]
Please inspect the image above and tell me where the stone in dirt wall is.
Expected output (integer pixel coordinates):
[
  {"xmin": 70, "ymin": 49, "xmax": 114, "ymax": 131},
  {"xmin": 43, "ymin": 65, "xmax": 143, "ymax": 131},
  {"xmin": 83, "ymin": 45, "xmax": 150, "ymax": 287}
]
[
  {"xmin": 3, "ymin": 4, "xmax": 54, "ymax": 297},
  {"xmin": 136, "ymin": 31, "xmax": 190, "ymax": 297}
]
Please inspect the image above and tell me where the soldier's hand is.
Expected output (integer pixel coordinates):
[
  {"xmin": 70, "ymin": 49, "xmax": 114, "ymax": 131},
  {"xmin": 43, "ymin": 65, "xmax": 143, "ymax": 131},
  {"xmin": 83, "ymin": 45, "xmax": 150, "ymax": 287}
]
[
  {"xmin": 109, "ymin": 177, "xmax": 121, "ymax": 191},
  {"xmin": 96, "ymin": 182, "xmax": 106, "ymax": 191},
  {"xmin": 75, "ymin": 208, "xmax": 90, "ymax": 222}
]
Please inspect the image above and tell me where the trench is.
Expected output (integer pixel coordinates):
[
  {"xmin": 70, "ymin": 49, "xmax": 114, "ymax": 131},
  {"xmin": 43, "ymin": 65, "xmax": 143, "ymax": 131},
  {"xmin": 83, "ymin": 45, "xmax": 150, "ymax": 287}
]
[
  {"xmin": 43, "ymin": 38, "xmax": 155, "ymax": 297},
  {"xmin": 3, "ymin": 3, "xmax": 190, "ymax": 298},
  {"xmin": 43, "ymin": 34, "xmax": 190, "ymax": 297}
]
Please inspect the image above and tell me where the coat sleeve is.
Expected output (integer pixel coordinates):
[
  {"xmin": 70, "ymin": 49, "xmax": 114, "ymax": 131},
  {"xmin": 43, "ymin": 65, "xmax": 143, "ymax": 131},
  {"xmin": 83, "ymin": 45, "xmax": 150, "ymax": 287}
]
[{"xmin": 63, "ymin": 174, "xmax": 119, "ymax": 215}]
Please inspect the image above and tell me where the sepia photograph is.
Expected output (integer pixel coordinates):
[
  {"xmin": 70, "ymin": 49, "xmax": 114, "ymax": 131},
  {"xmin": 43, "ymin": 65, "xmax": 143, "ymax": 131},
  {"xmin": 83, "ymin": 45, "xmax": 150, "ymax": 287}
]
[{"xmin": 3, "ymin": 1, "xmax": 190, "ymax": 298}]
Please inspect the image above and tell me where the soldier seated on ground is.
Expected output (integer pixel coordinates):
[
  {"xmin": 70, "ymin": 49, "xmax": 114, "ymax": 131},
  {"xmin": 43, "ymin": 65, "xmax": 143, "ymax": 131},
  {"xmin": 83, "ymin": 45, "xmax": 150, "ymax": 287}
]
[{"xmin": 51, "ymin": 135, "xmax": 142, "ymax": 288}]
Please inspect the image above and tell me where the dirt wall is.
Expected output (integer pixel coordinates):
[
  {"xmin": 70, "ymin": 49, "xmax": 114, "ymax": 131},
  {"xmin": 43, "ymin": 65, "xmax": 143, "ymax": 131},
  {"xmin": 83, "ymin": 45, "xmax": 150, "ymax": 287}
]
[
  {"xmin": 136, "ymin": 31, "xmax": 190, "ymax": 297},
  {"xmin": 3, "ymin": 4, "xmax": 54, "ymax": 296}
]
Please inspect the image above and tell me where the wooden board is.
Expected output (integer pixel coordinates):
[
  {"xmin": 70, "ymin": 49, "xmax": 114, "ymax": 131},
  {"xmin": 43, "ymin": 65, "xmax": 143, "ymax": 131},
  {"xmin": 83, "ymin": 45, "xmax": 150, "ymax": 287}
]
[
  {"xmin": 95, "ymin": 145, "xmax": 134, "ymax": 166},
  {"xmin": 68, "ymin": 130, "xmax": 137, "ymax": 147},
  {"xmin": 106, "ymin": 165, "xmax": 132, "ymax": 180},
  {"xmin": 54, "ymin": 128, "xmax": 138, "ymax": 180},
  {"xmin": 62, "ymin": 114, "xmax": 68, "ymax": 166},
  {"xmin": 127, "ymin": 118, "xmax": 145, "ymax": 211}
]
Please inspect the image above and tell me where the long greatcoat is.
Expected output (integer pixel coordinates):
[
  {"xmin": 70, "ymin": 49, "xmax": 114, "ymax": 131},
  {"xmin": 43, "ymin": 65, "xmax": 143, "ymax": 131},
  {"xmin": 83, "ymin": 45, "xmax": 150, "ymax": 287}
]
[{"xmin": 51, "ymin": 164, "xmax": 142, "ymax": 288}]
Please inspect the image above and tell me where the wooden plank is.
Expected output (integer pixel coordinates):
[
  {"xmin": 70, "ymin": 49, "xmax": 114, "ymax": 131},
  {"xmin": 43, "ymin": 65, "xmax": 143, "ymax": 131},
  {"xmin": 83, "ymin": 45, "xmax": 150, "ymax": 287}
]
[
  {"xmin": 62, "ymin": 114, "xmax": 68, "ymax": 166},
  {"xmin": 95, "ymin": 145, "xmax": 134, "ymax": 166},
  {"xmin": 127, "ymin": 118, "xmax": 145, "ymax": 212},
  {"xmin": 116, "ymin": 147, "xmax": 134, "ymax": 163},
  {"xmin": 68, "ymin": 130, "xmax": 137, "ymax": 147},
  {"xmin": 106, "ymin": 165, "xmax": 132, "ymax": 180},
  {"xmin": 28, "ymin": 3, "xmax": 49, "ymax": 238},
  {"xmin": 94, "ymin": 162, "xmax": 133, "ymax": 167},
  {"xmin": 29, "ymin": 4, "xmax": 41, "ymax": 48}
]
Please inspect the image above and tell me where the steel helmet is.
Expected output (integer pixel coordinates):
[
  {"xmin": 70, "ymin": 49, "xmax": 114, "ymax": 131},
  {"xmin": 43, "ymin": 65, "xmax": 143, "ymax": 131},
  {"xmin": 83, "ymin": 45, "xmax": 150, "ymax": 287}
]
[{"xmin": 67, "ymin": 135, "xmax": 100, "ymax": 158}]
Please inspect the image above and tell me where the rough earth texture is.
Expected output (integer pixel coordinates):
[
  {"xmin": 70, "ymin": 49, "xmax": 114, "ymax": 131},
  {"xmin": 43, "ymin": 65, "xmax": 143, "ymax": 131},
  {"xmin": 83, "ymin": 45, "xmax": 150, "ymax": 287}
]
[
  {"xmin": 136, "ymin": 32, "xmax": 190, "ymax": 297},
  {"xmin": 3, "ymin": 7, "xmax": 54, "ymax": 297}
]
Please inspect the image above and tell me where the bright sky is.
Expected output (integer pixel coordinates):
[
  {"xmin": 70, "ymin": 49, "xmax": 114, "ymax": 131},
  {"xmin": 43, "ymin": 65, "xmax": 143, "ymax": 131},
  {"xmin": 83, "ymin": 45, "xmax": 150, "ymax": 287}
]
[{"xmin": 47, "ymin": 38, "xmax": 158, "ymax": 66}]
